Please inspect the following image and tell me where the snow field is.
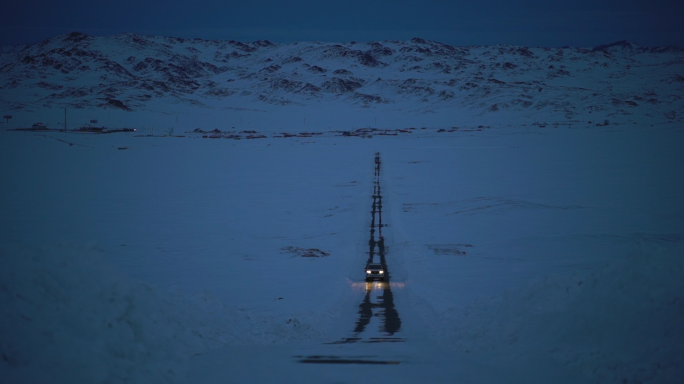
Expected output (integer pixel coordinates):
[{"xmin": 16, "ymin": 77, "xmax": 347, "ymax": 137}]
[
  {"xmin": 1, "ymin": 121, "xmax": 683, "ymax": 383},
  {"xmin": 380, "ymin": 127, "xmax": 684, "ymax": 382},
  {"xmin": 0, "ymin": 131, "xmax": 378, "ymax": 383},
  {"xmin": 433, "ymin": 242, "xmax": 684, "ymax": 383},
  {"xmin": 0, "ymin": 243, "xmax": 325, "ymax": 384}
]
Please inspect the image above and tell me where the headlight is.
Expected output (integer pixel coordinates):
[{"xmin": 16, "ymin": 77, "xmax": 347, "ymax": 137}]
[
  {"xmin": 366, "ymin": 270, "xmax": 371, "ymax": 274},
  {"xmin": 379, "ymin": 271, "xmax": 384, "ymax": 274}
]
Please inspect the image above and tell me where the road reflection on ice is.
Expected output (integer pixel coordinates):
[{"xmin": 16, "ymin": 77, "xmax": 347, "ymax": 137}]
[
  {"xmin": 349, "ymin": 281, "xmax": 406, "ymax": 291},
  {"xmin": 354, "ymin": 280, "xmax": 402, "ymax": 336},
  {"xmin": 328, "ymin": 278, "xmax": 403, "ymax": 343}
]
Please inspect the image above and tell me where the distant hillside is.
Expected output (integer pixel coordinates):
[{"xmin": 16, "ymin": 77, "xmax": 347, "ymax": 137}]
[{"xmin": 0, "ymin": 32, "xmax": 682, "ymax": 122}]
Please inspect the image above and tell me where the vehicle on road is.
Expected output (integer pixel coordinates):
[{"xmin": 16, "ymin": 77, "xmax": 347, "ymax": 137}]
[{"xmin": 365, "ymin": 263, "xmax": 386, "ymax": 281}]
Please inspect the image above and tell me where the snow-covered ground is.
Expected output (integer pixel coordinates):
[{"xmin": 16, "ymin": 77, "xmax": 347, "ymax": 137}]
[{"xmin": 2, "ymin": 118, "xmax": 683, "ymax": 383}]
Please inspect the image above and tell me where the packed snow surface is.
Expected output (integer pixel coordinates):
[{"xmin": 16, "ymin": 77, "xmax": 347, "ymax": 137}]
[{"xmin": 1, "ymin": 119, "xmax": 683, "ymax": 383}]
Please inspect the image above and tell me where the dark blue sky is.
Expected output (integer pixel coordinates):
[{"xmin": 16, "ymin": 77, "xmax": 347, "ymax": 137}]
[{"xmin": 3, "ymin": 0, "xmax": 683, "ymax": 47}]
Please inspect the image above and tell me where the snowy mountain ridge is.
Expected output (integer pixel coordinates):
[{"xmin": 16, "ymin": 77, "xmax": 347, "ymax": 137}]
[{"xmin": 1, "ymin": 32, "xmax": 682, "ymax": 122}]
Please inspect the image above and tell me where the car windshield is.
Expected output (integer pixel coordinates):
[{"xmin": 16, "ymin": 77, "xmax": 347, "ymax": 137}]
[{"xmin": 368, "ymin": 264, "xmax": 382, "ymax": 269}]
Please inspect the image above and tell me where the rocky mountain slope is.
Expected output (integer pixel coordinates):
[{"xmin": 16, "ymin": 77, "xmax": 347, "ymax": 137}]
[{"xmin": 1, "ymin": 32, "xmax": 682, "ymax": 122}]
